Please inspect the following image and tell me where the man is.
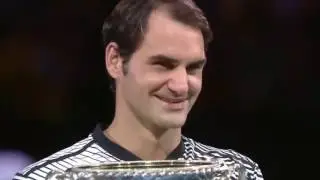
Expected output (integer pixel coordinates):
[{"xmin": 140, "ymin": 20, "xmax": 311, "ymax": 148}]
[{"xmin": 14, "ymin": 0, "xmax": 264, "ymax": 179}]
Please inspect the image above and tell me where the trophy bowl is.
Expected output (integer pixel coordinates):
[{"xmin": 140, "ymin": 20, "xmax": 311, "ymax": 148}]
[{"xmin": 47, "ymin": 160, "xmax": 247, "ymax": 180}]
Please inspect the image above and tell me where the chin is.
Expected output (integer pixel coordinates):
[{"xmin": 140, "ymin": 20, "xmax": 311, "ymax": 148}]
[{"xmin": 157, "ymin": 116, "xmax": 187, "ymax": 129}]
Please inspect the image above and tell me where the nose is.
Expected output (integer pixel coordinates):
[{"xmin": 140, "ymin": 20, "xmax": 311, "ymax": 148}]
[{"xmin": 167, "ymin": 68, "xmax": 189, "ymax": 96}]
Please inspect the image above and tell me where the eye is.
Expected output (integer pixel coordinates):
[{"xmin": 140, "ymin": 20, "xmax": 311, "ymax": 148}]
[
  {"xmin": 186, "ymin": 63, "xmax": 204, "ymax": 74},
  {"xmin": 153, "ymin": 61, "xmax": 175, "ymax": 70}
]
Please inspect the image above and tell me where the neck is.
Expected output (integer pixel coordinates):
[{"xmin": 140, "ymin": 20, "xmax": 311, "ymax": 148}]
[{"xmin": 105, "ymin": 100, "xmax": 182, "ymax": 160}]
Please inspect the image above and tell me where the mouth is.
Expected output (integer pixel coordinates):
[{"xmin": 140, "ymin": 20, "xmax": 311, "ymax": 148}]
[
  {"xmin": 155, "ymin": 95, "xmax": 187, "ymax": 103},
  {"xmin": 155, "ymin": 95, "xmax": 188, "ymax": 110}
]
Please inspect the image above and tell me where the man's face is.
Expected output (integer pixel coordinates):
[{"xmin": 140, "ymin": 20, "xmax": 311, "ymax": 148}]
[{"xmin": 118, "ymin": 9, "xmax": 206, "ymax": 130}]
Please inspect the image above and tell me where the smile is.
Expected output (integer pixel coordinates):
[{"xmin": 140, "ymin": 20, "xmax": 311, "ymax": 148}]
[
  {"xmin": 155, "ymin": 96, "xmax": 187, "ymax": 103},
  {"xmin": 155, "ymin": 95, "xmax": 188, "ymax": 110}
]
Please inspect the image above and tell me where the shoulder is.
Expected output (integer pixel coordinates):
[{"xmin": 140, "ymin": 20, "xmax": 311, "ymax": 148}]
[
  {"xmin": 12, "ymin": 135, "xmax": 117, "ymax": 180},
  {"xmin": 183, "ymin": 136, "xmax": 264, "ymax": 180}
]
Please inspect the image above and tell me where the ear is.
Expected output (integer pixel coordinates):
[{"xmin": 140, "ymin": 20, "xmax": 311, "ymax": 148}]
[{"xmin": 105, "ymin": 42, "xmax": 124, "ymax": 79}]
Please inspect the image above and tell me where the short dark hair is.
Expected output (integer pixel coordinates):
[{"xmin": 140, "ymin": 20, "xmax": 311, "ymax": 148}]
[{"xmin": 102, "ymin": 0, "xmax": 213, "ymax": 91}]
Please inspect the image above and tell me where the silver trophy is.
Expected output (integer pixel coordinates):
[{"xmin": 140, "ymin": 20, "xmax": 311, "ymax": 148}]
[{"xmin": 47, "ymin": 160, "xmax": 247, "ymax": 180}]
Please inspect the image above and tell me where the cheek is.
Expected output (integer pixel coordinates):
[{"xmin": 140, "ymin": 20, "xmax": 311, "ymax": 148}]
[
  {"xmin": 127, "ymin": 71, "xmax": 162, "ymax": 97},
  {"xmin": 189, "ymin": 76, "xmax": 202, "ymax": 93},
  {"xmin": 136, "ymin": 67, "xmax": 168, "ymax": 89},
  {"xmin": 126, "ymin": 64, "xmax": 146, "ymax": 87},
  {"xmin": 144, "ymin": 75, "xmax": 168, "ymax": 93}
]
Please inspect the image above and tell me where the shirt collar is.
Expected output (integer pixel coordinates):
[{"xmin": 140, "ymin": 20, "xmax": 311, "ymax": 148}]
[{"xmin": 92, "ymin": 123, "xmax": 185, "ymax": 161}]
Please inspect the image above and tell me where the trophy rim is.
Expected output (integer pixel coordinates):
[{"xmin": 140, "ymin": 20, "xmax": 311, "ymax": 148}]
[{"xmin": 68, "ymin": 160, "xmax": 221, "ymax": 173}]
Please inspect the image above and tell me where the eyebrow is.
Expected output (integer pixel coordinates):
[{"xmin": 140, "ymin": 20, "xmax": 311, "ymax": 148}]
[{"xmin": 149, "ymin": 54, "xmax": 207, "ymax": 66}]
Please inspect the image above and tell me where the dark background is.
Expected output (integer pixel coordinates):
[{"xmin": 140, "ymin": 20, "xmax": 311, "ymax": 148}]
[{"xmin": 0, "ymin": 0, "xmax": 318, "ymax": 179}]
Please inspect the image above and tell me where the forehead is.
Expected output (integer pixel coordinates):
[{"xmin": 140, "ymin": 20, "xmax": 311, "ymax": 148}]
[{"xmin": 136, "ymin": 8, "xmax": 205, "ymax": 61}]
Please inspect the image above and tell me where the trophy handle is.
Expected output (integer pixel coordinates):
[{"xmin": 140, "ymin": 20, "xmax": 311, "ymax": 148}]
[{"xmin": 46, "ymin": 170, "xmax": 73, "ymax": 180}]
